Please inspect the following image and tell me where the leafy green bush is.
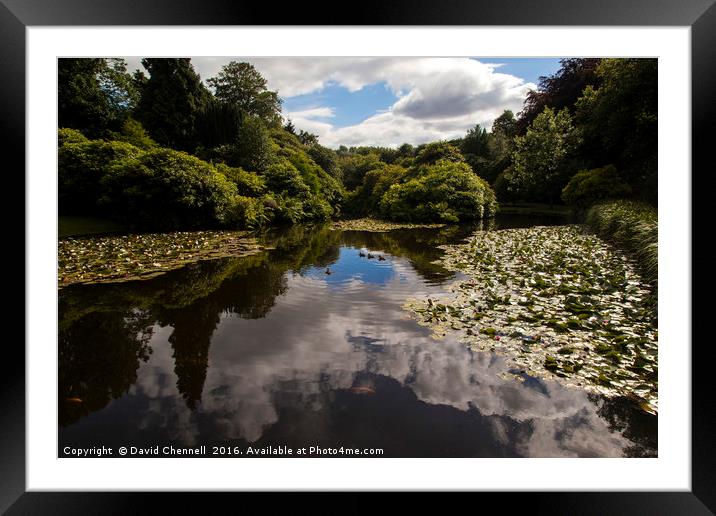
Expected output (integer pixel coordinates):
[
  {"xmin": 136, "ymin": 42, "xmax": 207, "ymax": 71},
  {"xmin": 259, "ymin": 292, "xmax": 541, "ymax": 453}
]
[
  {"xmin": 59, "ymin": 138, "xmax": 144, "ymax": 215},
  {"xmin": 379, "ymin": 160, "xmax": 497, "ymax": 222},
  {"xmin": 225, "ymin": 195, "xmax": 269, "ymax": 228},
  {"xmin": 58, "ymin": 127, "xmax": 89, "ymax": 147},
  {"xmin": 108, "ymin": 117, "xmax": 157, "ymax": 150},
  {"xmin": 345, "ymin": 164, "xmax": 407, "ymax": 216},
  {"xmin": 561, "ymin": 165, "xmax": 632, "ymax": 207},
  {"xmin": 215, "ymin": 163, "xmax": 265, "ymax": 197},
  {"xmin": 99, "ymin": 148, "xmax": 238, "ymax": 230},
  {"xmin": 262, "ymin": 160, "xmax": 312, "ymax": 198}
]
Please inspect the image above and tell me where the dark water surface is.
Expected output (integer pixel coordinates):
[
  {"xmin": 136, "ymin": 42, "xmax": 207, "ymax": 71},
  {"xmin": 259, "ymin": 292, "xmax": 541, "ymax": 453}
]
[{"xmin": 58, "ymin": 215, "xmax": 656, "ymax": 457}]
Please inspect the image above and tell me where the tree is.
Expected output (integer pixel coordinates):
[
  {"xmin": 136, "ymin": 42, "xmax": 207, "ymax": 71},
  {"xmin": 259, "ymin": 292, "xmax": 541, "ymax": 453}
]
[
  {"xmin": 516, "ymin": 58, "xmax": 601, "ymax": 135},
  {"xmin": 298, "ymin": 130, "xmax": 319, "ymax": 146},
  {"xmin": 491, "ymin": 110, "xmax": 517, "ymax": 138},
  {"xmin": 576, "ymin": 58, "xmax": 657, "ymax": 200},
  {"xmin": 135, "ymin": 58, "xmax": 211, "ymax": 152},
  {"xmin": 414, "ymin": 142, "xmax": 465, "ymax": 166},
  {"xmin": 510, "ymin": 107, "xmax": 580, "ymax": 203},
  {"xmin": 207, "ymin": 61, "xmax": 282, "ymax": 126},
  {"xmin": 58, "ymin": 58, "xmax": 136, "ymax": 138}
]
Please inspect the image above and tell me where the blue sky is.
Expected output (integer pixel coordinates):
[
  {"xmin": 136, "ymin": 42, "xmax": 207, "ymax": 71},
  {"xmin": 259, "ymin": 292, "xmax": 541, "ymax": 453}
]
[
  {"xmin": 281, "ymin": 58, "xmax": 563, "ymax": 132},
  {"xmin": 125, "ymin": 56, "xmax": 565, "ymax": 148}
]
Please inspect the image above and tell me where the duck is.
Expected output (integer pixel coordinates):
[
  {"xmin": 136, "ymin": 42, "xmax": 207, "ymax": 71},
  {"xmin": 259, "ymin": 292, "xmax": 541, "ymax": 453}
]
[
  {"xmin": 325, "ymin": 268, "xmax": 332, "ymax": 275},
  {"xmin": 367, "ymin": 253, "xmax": 374, "ymax": 259},
  {"xmin": 378, "ymin": 255, "xmax": 386, "ymax": 261},
  {"xmin": 359, "ymin": 250, "xmax": 366, "ymax": 257}
]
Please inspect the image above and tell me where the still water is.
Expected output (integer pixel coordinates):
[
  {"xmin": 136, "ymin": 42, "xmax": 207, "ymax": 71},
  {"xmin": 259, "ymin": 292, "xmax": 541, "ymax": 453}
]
[{"xmin": 58, "ymin": 215, "xmax": 656, "ymax": 457}]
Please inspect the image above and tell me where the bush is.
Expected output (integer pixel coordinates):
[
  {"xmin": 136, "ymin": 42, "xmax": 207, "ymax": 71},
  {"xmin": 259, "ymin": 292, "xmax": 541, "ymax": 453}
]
[
  {"xmin": 58, "ymin": 127, "xmax": 89, "ymax": 147},
  {"xmin": 561, "ymin": 165, "xmax": 632, "ymax": 207},
  {"xmin": 262, "ymin": 160, "xmax": 312, "ymax": 198},
  {"xmin": 99, "ymin": 148, "xmax": 238, "ymax": 230},
  {"xmin": 59, "ymin": 138, "xmax": 144, "ymax": 215},
  {"xmin": 215, "ymin": 163, "xmax": 265, "ymax": 197},
  {"xmin": 108, "ymin": 117, "xmax": 157, "ymax": 150},
  {"xmin": 345, "ymin": 164, "xmax": 407, "ymax": 216},
  {"xmin": 379, "ymin": 160, "xmax": 497, "ymax": 222},
  {"xmin": 225, "ymin": 195, "xmax": 269, "ymax": 228}
]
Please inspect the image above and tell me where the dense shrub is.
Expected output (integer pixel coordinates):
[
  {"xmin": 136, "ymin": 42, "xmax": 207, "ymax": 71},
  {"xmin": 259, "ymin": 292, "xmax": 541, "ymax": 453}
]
[
  {"xmin": 307, "ymin": 144, "xmax": 341, "ymax": 180},
  {"xmin": 379, "ymin": 160, "xmax": 497, "ymax": 222},
  {"xmin": 59, "ymin": 137, "xmax": 144, "ymax": 215},
  {"xmin": 99, "ymin": 148, "xmax": 238, "ymax": 230},
  {"xmin": 108, "ymin": 117, "xmax": 157, "ymax": 150},
  {"xmin": 58, "ymin": 127, "xmax": 89, "ymax": 147},
  {"xmin": 215, "ymin": 163, "xmax": 265, "ymax": 197},
  {"xmin": 262, "ymin": 160, "xmax": 312, "ymax": 198},
  {"xmin": 345, "ymin": 164, "xmax": 407, "ymax": 216},
  {"xmin": 561, "ymin": 165, "xmax": 632, "ymax": 207},
  {"xmin": 225, "ymin": 195, "xmax": 269, "ymax": 228}
]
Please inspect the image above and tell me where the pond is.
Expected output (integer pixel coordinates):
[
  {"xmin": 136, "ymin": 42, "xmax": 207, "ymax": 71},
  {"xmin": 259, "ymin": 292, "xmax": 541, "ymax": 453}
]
[{"xmin": 58, "ymin": 214, "xmax": 656, "ymax": 458}]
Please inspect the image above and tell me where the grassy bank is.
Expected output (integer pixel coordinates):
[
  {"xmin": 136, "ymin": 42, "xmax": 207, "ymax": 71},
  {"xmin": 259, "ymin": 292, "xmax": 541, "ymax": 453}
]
[{"xmin": 584, "ymin": 200, "xmax": 657, "ymax": 290}]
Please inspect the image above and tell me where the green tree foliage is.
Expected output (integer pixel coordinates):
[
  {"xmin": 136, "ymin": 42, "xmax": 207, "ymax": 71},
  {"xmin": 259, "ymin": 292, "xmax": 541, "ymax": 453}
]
[
  {"xmin": 561, "ymin": 165, "xmax": 632, "ymax": 208},
  {"xmin": 338, "ymin": 152, "xmax": 385, "ymax": 190},
  {"xmin": 58, "ymin": 137, "xmax": 144, "ymax": 215},
  {"xmin": 510, "ymin": 107, "xmax": 580, "ymax": 203},
  {"xmin": 516, "ymin": 58, "xmax": 601, "ymax": 135},
  {"xmin": 58, "ymin": 128, "xmax": 89, "ymax": 147},
  {"xmin": 307, "ymin": 144, "xmax": 341, "ymax": 180},
  {"xmin": 460, "ymin": 124, "xmax": 492, "ymax": 178},
  {"xmin": 379, "ymin": 160, "xmax": 497, "ymax": 222},
  {"xmin": 492, "ymin": 166, "xmax": 519, "ymax": 203},
  {"xmin": 215, "ymin": 163, "xmax": 266, "ymax": 197},
  {"xmin": 345, "ymin": 164, "xmax": 408, "ymax": 216},
  {"xmin": 492, "ymin": 110, "xmax": 517, "ymax": 138},
  {"xmin": 207, "ymin": 61, "xmax": 282, "ymax": 126},
  {"xmin": 195, "ymin": 99, "xmax": 244, "ymax": 149},
  {"xmin": 135, "ymin": 58, "xmax": 211, "ymax": 152},
  {"xmin": 576, "ymin": 59, "xmax": 657, "ymax": 201},
  {"xmin": 108, "ymin": 117, "xmax": 157, "ymax": 150},
  {"xmin": 414, "ymin": 141, "xmax": 465, "ymax": 166},
  {"xmin": 297, "ymin": 130, "xmax": 319, "ymax": 146},
  {"xmin": 99, "ymin": 148, "xmax": 238, "ymax": 230},
  {"xmin": 202, "ymin": 116, "xmax": 276, "ymax": 171},
  {"xmin": 58, "ymin": 58, "xmax": 137, "ymax": 138}
]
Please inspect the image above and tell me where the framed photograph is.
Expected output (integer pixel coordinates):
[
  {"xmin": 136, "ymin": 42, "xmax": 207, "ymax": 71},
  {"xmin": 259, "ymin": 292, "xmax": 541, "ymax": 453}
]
[{"xmin": 6, "ymin": 0, "xmax": 714, "ymax": 511}]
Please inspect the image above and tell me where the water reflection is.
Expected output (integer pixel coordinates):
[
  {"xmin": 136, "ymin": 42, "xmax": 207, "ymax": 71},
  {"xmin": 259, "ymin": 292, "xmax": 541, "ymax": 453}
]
[{"xmin": 58, "ymin": 217, "xmax": 656, "ymax": 457}]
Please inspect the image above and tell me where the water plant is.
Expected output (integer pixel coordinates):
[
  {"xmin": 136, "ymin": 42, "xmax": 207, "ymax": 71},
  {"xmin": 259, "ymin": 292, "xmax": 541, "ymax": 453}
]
[{"xmin": 404, "ymin": 224, "xmax": 658, "ymax": 413}]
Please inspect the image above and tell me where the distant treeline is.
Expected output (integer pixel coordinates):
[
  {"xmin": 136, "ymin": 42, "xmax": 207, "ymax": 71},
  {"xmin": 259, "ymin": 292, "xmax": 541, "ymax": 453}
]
[{"xmin": 58, "ymin": 57, "xmax": 656, "ymax": 231}]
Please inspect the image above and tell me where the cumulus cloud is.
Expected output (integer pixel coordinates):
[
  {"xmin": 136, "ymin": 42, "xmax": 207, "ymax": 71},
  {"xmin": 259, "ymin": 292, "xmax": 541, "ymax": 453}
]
[
  {"xmin": 124, "ymin": 56, "xmax": 534, "ymax": 148},
  {"xmin": 253, "ymin": 57, "xmax": 533, "ymax": 147}
]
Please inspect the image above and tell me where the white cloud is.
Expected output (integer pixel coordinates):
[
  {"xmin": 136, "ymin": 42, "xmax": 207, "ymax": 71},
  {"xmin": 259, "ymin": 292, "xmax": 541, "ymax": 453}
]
[
  {"xmin": 249, "ymin": 57, "xmax": 533, "ymax": 148},
  {"xmin": 123, "ymin": 56, "xmax": 534, "ymax": 148}
]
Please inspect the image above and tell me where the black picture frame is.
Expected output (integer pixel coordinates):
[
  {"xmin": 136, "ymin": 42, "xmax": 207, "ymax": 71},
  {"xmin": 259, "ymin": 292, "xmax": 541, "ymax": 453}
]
[{"xmin": 4, "ymin": 0, "xmax": 714, "ymax": 512}]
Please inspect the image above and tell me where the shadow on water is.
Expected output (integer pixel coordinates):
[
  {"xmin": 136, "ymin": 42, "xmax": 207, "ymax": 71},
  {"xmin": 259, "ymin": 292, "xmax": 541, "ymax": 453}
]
[{"xmin": 58, "ymin": 214, "xmax": 656, "ymax": 457}]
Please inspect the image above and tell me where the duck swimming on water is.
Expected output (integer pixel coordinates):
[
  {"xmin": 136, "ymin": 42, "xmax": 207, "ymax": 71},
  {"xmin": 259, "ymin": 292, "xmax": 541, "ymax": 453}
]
[
  {"xmin": 367, "ymin": 253, "xmax": 374, "ymax": 259},
  {"xmin": 378, "ymin": 255, "xmax": 386, "ymax": 261},
  {"xmin": 359, "ymin": 250, "xmax": 366, "ymax": 257},
  {"xmin": 325, "ymin": 268, "xmax": 332, "ymax": 275}
]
